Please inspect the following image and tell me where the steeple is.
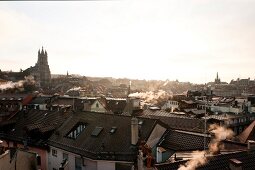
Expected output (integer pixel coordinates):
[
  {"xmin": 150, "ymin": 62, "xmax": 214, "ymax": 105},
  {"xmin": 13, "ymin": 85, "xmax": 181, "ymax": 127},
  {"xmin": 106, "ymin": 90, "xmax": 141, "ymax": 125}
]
[
  {"xmin": 38, "ymin": 49, "xmax": 40, "ymax": 55},
  {"xmin": 215, "ymin": 72, "xmax": 221, "ymax": 84},
  {"xmin": 41, "ymin": 46, "xmax": 44, "ymax": 55}
]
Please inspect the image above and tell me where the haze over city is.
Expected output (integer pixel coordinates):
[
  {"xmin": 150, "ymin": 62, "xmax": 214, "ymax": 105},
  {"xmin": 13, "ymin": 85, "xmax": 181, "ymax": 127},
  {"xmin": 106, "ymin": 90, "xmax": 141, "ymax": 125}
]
[{"xmin": 1, "ymin": 0, "xmax": 255, "ymax": 83}]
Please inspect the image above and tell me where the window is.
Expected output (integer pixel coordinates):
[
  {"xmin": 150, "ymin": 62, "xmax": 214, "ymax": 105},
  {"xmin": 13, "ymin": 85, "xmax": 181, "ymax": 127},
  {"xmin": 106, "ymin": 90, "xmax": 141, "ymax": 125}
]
[
  {"xmin": 96, "ymin": 103, "xmax": 99, "ymax": 108},
  {"xmin": 66, "ymin": 122, "xmax": 87, "ymax": 139},
  {"xmin": 63, "ymin": 153, "xmax": 68, "ymax": 161},
  {"xmin": 52, "ymin": 149, "xmax": 57, "ymax": 157},
  {"xmin": 75, "ymin": 157, "xmax": 82, "ymax": 170}
]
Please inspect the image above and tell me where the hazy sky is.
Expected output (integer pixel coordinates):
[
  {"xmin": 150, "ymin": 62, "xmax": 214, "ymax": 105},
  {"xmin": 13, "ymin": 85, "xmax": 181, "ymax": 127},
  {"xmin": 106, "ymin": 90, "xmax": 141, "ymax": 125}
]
[{"xmin": 1, "ymin": 0, "xmax": 255, "ymax": 83}]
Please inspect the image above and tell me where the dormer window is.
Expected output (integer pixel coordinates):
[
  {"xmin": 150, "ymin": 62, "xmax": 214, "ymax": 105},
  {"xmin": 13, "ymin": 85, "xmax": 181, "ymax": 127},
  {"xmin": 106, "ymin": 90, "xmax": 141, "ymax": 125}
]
[{"xmin": 66, "ymin": 122, "xmax": 86, "ymax": 139}]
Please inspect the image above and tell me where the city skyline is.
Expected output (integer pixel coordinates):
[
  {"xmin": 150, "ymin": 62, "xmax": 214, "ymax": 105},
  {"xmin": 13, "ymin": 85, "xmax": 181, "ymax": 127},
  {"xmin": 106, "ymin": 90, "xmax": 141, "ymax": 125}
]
[{"xmin": 1, "ymin": 0, "xmax": 255, "ymax": 83}]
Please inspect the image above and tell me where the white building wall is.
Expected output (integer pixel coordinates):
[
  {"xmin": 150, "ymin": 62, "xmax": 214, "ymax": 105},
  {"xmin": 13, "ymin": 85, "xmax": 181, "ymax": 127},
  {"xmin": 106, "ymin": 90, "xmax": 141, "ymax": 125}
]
[
  {"xmin": 210, "ymin": 106, "xmax": 242, "ymax": 114},
  {"xmin": 39, "ymin": 104, "xmax": 47, "ymax": 110},
  {"xmin": 91, "ymin": 101, "xmax": 107, "ymax": 113},
  {"xmin": 250, "ymin": 107, "xmax": 255, "ymax": 113},
  {"xmin": 97, "ymin": 161, "xmax": 115, "ymax": 170},
  {"xmin": 48, "ymin": 146, "xmax": 118, "ymax": 170},
  {"xmin": 162, "ymin": 100, "xmax": 179, "ymax": 111}
]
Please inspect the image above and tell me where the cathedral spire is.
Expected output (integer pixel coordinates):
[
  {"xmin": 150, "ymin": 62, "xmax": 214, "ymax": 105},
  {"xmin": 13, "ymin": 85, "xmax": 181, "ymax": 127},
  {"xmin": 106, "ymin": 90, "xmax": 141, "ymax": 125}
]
[
  {"xmin": 215, "ymin": 72, "xmax": 221, "ymax": 84},
  {"xmin": 38, "ymin": 49, "xmax": 40, "ymax": 55},
  {"xmin": 41, "ymin": 46, "xmax": 44, "ymax": 55}
]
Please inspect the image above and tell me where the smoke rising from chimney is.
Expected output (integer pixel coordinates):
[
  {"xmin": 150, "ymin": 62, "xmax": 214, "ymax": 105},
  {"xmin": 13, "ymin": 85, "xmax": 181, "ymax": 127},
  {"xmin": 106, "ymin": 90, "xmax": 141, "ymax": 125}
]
[
  {"xmin": 128, "ymin": 90, "xmax": 171, "ymax": 105},
  {"xmin": 178, "ymin": 124, "xmax": 234, "ymax": 170},
  {"xmin": 66, "ymin": 87, "xmax": 81, "ymax": 93},
  {"xmin": 0, "ymin": 76, "xmax": 35, "ymax": 91}
]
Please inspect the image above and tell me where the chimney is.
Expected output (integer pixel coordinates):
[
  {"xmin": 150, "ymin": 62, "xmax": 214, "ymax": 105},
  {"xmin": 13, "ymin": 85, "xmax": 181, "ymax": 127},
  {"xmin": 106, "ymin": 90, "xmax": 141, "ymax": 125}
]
[
  {"xmin": 0, "ymin": 140, "xmax": 4, "ymax": 155},
  {"xmin": 137, "ymin": 150, "xmax": 144, "ymax": 170},
  {"xmin": 156, "ymin": 147, "xmax": 166, "ymax": 163},
  {"xmin": 229, "ymin": 159, "xmax": 242, "ymax": 170},
  {"xmin": 247, "ymin": 140, "xmax": 255, "ymax": 150},
  {"xmin": 131, "ymin": 117, "xmax": 139, "ymax": 145}
]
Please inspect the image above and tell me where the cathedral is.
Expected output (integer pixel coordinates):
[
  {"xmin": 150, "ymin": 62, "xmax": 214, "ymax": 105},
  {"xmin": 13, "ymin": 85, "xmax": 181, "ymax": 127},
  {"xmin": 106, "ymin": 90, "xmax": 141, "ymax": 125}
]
[{"xmin": 28, "ymin": 47, "xmax": 51, "ymax": 88}]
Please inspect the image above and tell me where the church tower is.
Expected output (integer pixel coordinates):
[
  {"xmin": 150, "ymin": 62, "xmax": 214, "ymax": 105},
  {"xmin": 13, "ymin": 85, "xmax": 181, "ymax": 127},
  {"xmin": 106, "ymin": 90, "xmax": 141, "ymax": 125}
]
[
  {"xmin": 214, "ymin": 72, "xmax": 221, "ymax": 84},
  {"xmin": 35, "ymin": 47, "xmax": 51, "ymax": 87}
]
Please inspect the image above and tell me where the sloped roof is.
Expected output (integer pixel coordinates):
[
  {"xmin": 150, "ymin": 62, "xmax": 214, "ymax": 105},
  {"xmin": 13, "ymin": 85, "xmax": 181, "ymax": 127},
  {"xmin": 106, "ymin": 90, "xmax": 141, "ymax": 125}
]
[
  {"xmin": 0, "ymin": 109, "xmax": 72, "ymax": 147},
  {"xmin": 160, "ymin": 129, "xmax": 210, "ymax": 151},
  {"xmin": 237, "ymin": 120, "xmax": 255, "ymax": 143},
  {"xmin": 48, "ymin": 112, "xmax": 161, "ymax": 161},
  {"xmin": 140, "ymin": 110, "xmax": 204, "ymax": 132},
  {"xmin": 156, "ymin": 150, "xmax": 255, "ymax": 170},
  {"xmin": 29, "ymin": 96, "xmax": 51, "ymax": 104}
]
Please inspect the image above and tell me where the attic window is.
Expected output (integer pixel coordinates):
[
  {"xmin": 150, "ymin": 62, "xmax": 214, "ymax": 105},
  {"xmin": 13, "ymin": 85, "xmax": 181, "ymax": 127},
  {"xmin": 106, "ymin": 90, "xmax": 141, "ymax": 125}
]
[
  {"xmin": 109, "ymin": 127, "xmax": 117, "ymax": 134},
  {"xmin": 66, "ymin": 122, "xmax": 86, "ymax": 139},
  {"xmin": 91, "ymin": 126, "xmax": 103, "ymax": 137}
]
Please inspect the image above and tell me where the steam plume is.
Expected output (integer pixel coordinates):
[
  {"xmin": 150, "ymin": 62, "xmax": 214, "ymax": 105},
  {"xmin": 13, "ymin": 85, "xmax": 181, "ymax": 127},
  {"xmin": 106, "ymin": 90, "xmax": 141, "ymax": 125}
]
[
  {"xmin": 129, "ymin": 90, "xmax": 171, "ymax": 105},
  {"xmin": 66, "ymin": 87, "xmax": 81, "ymax": 93},
  {"xmin": 178, "ymin": 124, "xmax": 234, "ymax": 170},
  {"xmin": 0, "ymin": 76, "xmax": 35, "ymax": 91},
  {"xmin": 0, "ymin": 81, "xmax": 23, "ymax": 90}
]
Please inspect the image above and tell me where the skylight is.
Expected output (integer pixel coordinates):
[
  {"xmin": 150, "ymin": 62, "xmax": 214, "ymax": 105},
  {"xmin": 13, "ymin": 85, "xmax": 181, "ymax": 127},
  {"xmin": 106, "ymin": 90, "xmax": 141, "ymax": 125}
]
[
  {"xmin": 109, "ymin": 127, "xmax": 117, "ymax": 134},
  {"xmin": 66, "ymin": 122, "xmax": 86, "ymax": 139},
  {"xmin": 91, "ymin": 126, "xmax": 103, "ymax": 137}
]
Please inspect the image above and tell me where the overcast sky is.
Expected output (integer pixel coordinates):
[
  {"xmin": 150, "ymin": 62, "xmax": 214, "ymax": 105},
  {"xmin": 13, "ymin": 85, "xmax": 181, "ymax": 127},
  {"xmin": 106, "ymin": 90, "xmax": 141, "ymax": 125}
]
[{"xmin": 1, "ymin": 0, "xmax": 255, "ymax": 83}]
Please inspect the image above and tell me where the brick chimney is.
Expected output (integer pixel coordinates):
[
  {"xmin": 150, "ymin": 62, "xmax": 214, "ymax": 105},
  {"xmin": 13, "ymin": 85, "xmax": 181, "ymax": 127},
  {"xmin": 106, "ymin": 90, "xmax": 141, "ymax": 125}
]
[{"xmin": 131, "ymin": 117, "xmax": 139, "ymax": 145}]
